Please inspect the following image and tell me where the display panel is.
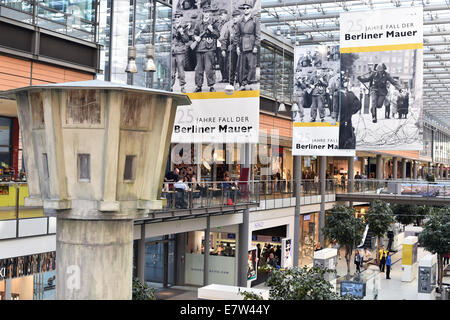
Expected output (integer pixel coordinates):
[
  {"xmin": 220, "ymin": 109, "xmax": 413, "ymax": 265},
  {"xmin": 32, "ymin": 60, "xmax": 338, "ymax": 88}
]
[
  {"xmin": 339, "ymin": 6, "xmax": 423, "ymax": 150},
  {"xmin": 292, "ymin": 45, "xmax": 354, "ymax": 156},
  {"xmin": 171, "ymin": 0, "xmax": 260, "ymax": 143}
]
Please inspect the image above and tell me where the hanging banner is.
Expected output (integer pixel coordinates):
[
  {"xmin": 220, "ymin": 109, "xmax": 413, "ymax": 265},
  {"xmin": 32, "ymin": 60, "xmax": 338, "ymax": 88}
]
[
  {"xmin": 281, "ymin": 238, "xmax": 292, "ymax": 269},
  {"xmin": 292, "ymin": 45, "xmax": 355, "ymax": 156},
  {"xmin": 171, "ymin": 0, "xmax": 260, "ymax": 143},
  {"xmin": 339, "ymin": 6, "xmax": 423, "ymax": 150}
]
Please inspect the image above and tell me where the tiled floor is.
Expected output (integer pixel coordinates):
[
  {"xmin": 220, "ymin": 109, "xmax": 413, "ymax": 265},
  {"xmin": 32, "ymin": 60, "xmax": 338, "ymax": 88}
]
[{"xmin": 151, "ymin": 247, "xmax": 449, "ymax": 300}]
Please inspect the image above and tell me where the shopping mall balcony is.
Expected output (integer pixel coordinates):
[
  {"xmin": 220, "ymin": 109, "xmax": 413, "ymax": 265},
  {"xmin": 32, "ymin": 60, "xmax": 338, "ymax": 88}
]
[{"xmin": 336, "ymin": 179, "xmax": 450, "ymax": 206}]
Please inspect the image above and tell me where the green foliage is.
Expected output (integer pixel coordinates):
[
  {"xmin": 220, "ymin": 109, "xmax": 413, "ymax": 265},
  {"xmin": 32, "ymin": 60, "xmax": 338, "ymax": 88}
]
[
  {"xmin": 322, "ymin": 205, "xmax": 365, "ymax": 250},
  {"xmin": 419, "ymin": 207, "xmax": 450, "ymax": 256},
  {"xmin": 366, "ymin": 200, "xmax": 395, "ymax": 239},
  {"xmin": 413, "ymin": 205, "xmax": 431, "ymax": 226},
  {"xmin": 322, "ymin": 205, "xmax": 365, "ymax": 274},
  {"xmin": 391, "ymin": 204, "xmax": 416, "ymax": 226},
  {"xmin": 240, "ymin": 266, "xmax": 360, "ymax": 300},
  {"xmin": 132, "ymin": 278, "xmax": 156, "ymax": 300}
]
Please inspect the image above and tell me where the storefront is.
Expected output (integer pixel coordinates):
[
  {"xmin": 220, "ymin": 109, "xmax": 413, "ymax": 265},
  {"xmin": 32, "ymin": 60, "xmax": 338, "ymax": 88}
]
[
  {"xmin": 0, "ymin": 251, "xmax": 56, "ymax": 300},
  {"xmin": 184, "ymin": 229, "xmax": 237, "ymax": 287},
  {"xmin": 299, "ymin": 213, "xmax": 320, "ymax": 266}
]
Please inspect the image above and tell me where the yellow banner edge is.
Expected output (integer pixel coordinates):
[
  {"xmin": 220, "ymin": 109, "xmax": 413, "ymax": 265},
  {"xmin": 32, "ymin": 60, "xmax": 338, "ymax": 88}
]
[{"xmin": 340, "ymin": 43, "xmax": 423, "ymax": 53}]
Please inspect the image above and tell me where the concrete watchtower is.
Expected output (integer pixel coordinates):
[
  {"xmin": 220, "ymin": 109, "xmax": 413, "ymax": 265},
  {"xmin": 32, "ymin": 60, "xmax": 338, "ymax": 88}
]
[{"xmin": 4, "ymin": 80, "xmax": 191, "ymax": 299}]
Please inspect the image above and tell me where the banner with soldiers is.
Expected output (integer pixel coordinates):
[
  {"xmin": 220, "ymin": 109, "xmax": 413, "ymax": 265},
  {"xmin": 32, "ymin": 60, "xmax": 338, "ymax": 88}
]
[
  {"xmin": 339, "ymin": 6, "xmax": 423, "ymax": 150},
  {"xmin": 292, "ymin": 45, "xmax": 355, "ymax": 156},
  {"xmin": 171, "ymin": 0, "xmax": 261, "ymax": 144}
]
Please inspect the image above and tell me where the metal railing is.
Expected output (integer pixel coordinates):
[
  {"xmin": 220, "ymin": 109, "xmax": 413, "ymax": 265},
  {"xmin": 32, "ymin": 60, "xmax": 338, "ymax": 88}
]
[
  {"xmin": 0, "ymin": 182, "xmax": 54, "ymax": 240},
  {"xmin": 161, "ymin": 180, "xmax": 260, "ymax": 211},
  {"xmin": 337, "ymin": 179, "xmax": 450, "ymax": 202}
]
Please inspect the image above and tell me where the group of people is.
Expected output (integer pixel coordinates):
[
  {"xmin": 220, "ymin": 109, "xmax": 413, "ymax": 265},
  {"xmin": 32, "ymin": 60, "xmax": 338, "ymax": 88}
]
[
  {"xmin": 353, "ymin": 245, "xmax": 392, "ymax": 279},
  {"xmin": 256, "ymin": 243, "xmax": 282, "ymax": 269},
  {"xmin": 172, "ymin": 0, "xmax": 259, "ymax": 93},
  {"xmin": 293, "ymin": 67, "xmax": 340, "ymax": 123}
]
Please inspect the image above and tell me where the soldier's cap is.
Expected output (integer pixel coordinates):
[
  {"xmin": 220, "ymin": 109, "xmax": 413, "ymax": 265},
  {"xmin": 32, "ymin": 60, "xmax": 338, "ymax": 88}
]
[
  {"xmin": 239, "ymin": 0, "xmax": 253, "ymax": 9},
  {"xmin": 191, "ymin": 13, "xmax": 198, "ymax": 19},
  {"xmin": 174, "ymin": 11, "xmax": 183, "ymax": 18},
  {"xmin": 219, "ymin": 9, "xmax": 228, "ymax": 15},
  {"xmin": 232, "ymin": 9, "xmax": 241, "ymax": 16}
]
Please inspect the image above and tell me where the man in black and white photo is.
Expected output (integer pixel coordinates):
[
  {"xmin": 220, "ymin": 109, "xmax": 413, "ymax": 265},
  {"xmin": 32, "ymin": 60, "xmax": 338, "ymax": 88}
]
[
  {"xmin": 235, "ymin": 0, "xmax": 260, "ymax": 91},
  {"xmin": 357, "ymin": 63, "xmax": 402, "ymax": 123},
  {"xmin": 172, "ymin": 12, "xmax": 190, "ymax": 93},
  {"xmin": 339, "ymin": 73, "xmax": 362, "ymax": 149},
  {"xmin": 309, "ymin": 69, "xmax": 328, "ymax": 122},
  {"xmin": 216, "ymin": 8, "xmax": 229, "ymax": 83},
  {"xmin": 219, "ymin": 9, "xmax": 242, "ymax": 87},
  {"xmin": 193, "ymin": 5, "xmax": 220, "ymax": 92},
  {"xmin": 293, "ymin": 74, "xmax": 306, "ymax": 122}
]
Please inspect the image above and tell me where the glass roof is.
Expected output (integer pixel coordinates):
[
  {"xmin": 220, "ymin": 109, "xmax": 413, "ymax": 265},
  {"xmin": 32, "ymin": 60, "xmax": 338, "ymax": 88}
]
[{"xmin": 261, "ymin": 0, "xmax": 450, "ymax": 132}]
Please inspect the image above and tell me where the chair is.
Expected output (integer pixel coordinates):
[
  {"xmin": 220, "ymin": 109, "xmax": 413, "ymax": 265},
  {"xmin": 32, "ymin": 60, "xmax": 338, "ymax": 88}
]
[{"xmin": 175, "ymin": 188, "xmax": 187, "ymax": 209}]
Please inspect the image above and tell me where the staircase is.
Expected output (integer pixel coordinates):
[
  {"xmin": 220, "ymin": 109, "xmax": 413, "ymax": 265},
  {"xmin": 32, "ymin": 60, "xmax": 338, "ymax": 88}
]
[{"xmin": 358, "ymin": 225, "xmax": 374, "ymax": 249}]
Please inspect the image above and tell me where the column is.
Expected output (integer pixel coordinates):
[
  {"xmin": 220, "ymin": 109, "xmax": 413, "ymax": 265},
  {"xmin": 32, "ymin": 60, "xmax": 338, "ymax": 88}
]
[
  {"xmin": 348, "ymin": 156, "xmax": 354, "ymax": 193},
  {"xmin": 293, "ymin": 155, "xmax": 301, "ymax": 267},
  {"xmin": 440, "ymin": 164, "xmax": 444, "ymax": 179},
  {"xmin": 56, "ymin": 219, "xmax": 134, "ymax": 299},
  {"xmin": 204, "ymin": 216, "xmax": 210, "ymax": 286},
  {"xmin": 392, "ymin": 157, "xmax": 398, "ymax": 180},
  {"xmin": 5, "ymin": 278, "xmax": 12, "ymax": 300},
  {"xmin": 319, "ymin": 156, "xmax": 326, "ymax": 246},
  {"xmin": 376, "ymin": 155, "xmax": 383, "ymax": 180},
  {"xmin": 413, "ymin": 161, "xmax": 418, "ymax": 180},
  {"xmin": 136, "ymin": 224, "xmax": 146, "ymax": 283},
  {"xmin": 401, "ymin": 158, "xmax": 407, "ymax": 179},
  {"xmin": 238, "ymin": 143, "xmax": 250, "ymax": 286}
]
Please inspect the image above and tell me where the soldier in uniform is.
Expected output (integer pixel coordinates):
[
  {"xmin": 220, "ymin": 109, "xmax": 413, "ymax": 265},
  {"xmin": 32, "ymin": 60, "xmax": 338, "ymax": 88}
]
[
  {"xmin": 184, "ymin": 13, "xmax": 198, "ymax": 72},
  {"xmin": 328, "ymin": 71, "xmax": 340, "ymax": 122},
  {"xmin": 235, "ymin": 0, "xmax": 260, "ymax": 91},
  {"xmin": 216, "ymin": 9, "xmax": 229, "ymax": 83},
  {"xmin": 309, "ymin": 69, "xmax": 328, "ymax": 122},
  {"xmin": 193, "ymin": 5, "xmax": 220, "ymax": 92},
  {"xmin": 177, "ymin": 0, "xmax": 195, "ymax": 10},
  {"xmin": 357, "ymin": 63, "xmax": 402, "ymax": 123},
  {"xmin": 339, "ymin": 73, "xmax": 362, "ymax": 149},
  {"xmin": 293, "ymin": 74, "xmax": 306, "ymax": 122},
  {"xmin": 219, "ymin": 9, "xmax": 241, "ymax": 87},
  {"xmin": 172, "ymin": 12, "xmax": 189, "ymax": 93}
]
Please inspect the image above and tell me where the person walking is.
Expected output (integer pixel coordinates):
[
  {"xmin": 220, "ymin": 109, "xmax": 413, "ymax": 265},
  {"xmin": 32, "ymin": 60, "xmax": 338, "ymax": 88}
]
[
  {"xmin": 379, "ymin": 245, "xmax": 388, "ymax": 272},
  {"xmin": 357, "ymin": 63, "xmax": 402, "ymax": 123},
  {"xmin": 385, "ymin": 252, "xmax": 392, "ymax": 279},
  {"xmin": 354, "ymin": 249, "xmax": 362, "ymax": 274}
]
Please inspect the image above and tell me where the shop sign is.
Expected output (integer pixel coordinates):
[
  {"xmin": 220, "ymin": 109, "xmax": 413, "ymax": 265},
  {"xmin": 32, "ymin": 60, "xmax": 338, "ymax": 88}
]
[
  {"xmin": 339, "ymin": 7, "xmax": 423, "ymax": 150},
  {"xmin": 0, "ymin": 251, "xmax": 56, "ymax": 280},
  {"xmin": 171, "ymin": 0, "xmax": 261, "ymax": 144}
]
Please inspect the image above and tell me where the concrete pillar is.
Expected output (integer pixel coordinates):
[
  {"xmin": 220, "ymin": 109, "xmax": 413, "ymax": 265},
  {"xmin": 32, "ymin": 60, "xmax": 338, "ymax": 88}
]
[
  {"xmin": 137, "ymin": 224, "xmax": 146, "ymax": 283},
  {"xmin": 293, "ymin": 155, "xmax": 301, "ymax": 267},
  {"xmin": 360, "ymin": 157, "xmax": 365, "ymax": 177},
  {"xmin": 401, "ymin": 158, "xmax": 407, "ymax": 180},
  {"xmin": 319, "ymin": 156, "xmax": 326, "ymax": 246},
  {"xmin": 393, "ymin": 157, "xmax": 398, "ymax": 180},
  {"xmin": 238, "ymin": 143, "xmax": 250, "ymax": 286},
  {"xmin": 348, "ymin": 156, "xmax": 354, "ymax": 193},
  {"xmin": 175, "ymin": 233, "xmax": 186, "ymax": 285},
  {"xmin": 440, "ymin": 164, "xmax": 444, "ymax": 179},
  {"xmin": 413, "ymin": 161, "xmax": 418, "ymax": 180},
  {"xmin": 5, "ymin": 278, "xmax": 12, "ymax": 300},
  {"xmin": 376, "ymin": 155, "xmax": 383, "ymax": 180},
  {"xmin": 204, "ymin": 216, "xmax": 210, "ymax": 286},
  {"xmin": 56, "ymin": 218, "xmax": 134, "ymax": 300}
]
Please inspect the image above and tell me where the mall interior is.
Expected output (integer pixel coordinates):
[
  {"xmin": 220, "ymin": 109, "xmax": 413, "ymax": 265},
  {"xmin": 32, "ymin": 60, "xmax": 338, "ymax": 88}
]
[{"xmin": 0, "ymin": 0, "xmax": 449, "ymax": 300}]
